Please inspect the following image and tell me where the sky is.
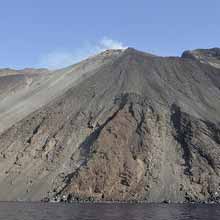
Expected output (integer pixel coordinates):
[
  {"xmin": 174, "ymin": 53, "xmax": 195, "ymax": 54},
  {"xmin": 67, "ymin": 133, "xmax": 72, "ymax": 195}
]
[{"xmin": 0, "ymin": 0, "xmax": 219, "ymax": 69}]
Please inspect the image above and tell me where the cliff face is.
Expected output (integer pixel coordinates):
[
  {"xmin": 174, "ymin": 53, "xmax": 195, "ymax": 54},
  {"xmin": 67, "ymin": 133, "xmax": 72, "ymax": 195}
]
[{"xmin": 0, "ymin": 48, "xmax": 220, "ymax": 202}]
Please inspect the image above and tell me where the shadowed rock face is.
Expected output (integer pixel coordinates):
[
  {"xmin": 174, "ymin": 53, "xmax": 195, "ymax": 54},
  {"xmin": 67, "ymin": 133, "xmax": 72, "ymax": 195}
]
[{"xmin": 0, "ymin": 48, "xmax": 220, "ymax": 202}]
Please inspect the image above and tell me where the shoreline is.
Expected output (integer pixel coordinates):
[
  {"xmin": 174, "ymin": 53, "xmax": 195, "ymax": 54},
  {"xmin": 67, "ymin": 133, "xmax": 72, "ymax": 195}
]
[{"xmin": 0, "ymin": 200, "xmax": 220, "ymax": 205}]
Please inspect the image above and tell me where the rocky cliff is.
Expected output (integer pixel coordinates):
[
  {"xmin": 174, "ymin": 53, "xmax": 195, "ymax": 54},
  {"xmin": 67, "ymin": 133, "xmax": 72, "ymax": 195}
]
[
  {"xmin": 0, "ymin": 48, "xmax": 220, "ymax": 203},
  {"xmin": 182, "ymin": 48, "xmax": 220, "ymax": 69}
]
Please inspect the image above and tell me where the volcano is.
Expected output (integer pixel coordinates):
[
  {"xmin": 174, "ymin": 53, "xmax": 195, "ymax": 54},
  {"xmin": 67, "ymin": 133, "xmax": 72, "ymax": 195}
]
[{"xmin": 0, "ymin": 48, "xmax": 220, "ymax": 203}]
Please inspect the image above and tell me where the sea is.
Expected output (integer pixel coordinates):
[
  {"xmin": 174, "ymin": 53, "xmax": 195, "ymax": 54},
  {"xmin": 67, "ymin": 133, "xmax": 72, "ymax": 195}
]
[{"xmin": 0, "ymin": 202, "xmax": 219, "ymax": 220}]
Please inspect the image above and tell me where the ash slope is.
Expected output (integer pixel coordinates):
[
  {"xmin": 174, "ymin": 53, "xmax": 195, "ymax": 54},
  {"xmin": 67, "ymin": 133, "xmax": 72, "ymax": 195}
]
[
  {"xmin": 0, "ymin": 48, "xmax": 220, "ymax": 203},
  {"xmin": 0, "ymin": 68, "xmax": 49, "ymax": 100}
]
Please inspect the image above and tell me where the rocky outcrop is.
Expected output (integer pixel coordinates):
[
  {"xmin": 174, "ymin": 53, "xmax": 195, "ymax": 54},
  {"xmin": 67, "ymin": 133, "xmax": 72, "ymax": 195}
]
[
  {"xmin": 182, "ymin": 48, "xmax": 220, "ymax": 69},
  {"xmin": 0, "ymin": 48, "xmax": 220, "ymax": 202}
]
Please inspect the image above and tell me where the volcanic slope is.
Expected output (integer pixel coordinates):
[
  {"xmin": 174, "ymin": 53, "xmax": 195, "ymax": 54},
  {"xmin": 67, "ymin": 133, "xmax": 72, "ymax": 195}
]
[
  {"xmin": 0, "ymin": 48, "xmax": 220, "ymax": 202},
  {"xmin": 0, "ymin": 68, "xmax": 49, "ymax": 102}
]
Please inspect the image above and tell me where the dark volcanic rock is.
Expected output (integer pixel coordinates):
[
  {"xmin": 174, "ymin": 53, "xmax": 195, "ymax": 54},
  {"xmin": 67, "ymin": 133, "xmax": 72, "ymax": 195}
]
[{"xmin": 0, "ymin": 48, "xmax": 220, "ymax": 203}]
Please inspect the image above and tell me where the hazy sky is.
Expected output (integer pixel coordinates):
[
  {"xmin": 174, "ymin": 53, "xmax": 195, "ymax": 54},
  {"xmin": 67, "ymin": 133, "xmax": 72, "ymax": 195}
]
[{"xmin": 0, "ymin": 0, "xmax": 219, "ymax": 69}]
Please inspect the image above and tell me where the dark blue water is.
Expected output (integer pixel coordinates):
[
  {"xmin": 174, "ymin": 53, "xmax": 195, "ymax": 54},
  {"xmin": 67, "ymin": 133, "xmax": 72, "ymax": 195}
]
[{"xmin": 0, "ymin": 202, "xmax": 219, "ymax": 220}]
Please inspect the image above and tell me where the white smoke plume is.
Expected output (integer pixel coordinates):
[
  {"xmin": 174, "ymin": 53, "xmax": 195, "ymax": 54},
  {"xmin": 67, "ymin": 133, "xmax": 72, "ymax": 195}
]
[{"xmin": 38, "ymin": 37, "xmax": 127, "ymax": 70}]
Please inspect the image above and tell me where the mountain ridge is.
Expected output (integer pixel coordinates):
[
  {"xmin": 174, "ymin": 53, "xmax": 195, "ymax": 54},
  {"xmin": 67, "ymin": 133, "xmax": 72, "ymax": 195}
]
[{"xmin": 182, "ymin": 47, "xmax": 220, "ymax": 69}]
